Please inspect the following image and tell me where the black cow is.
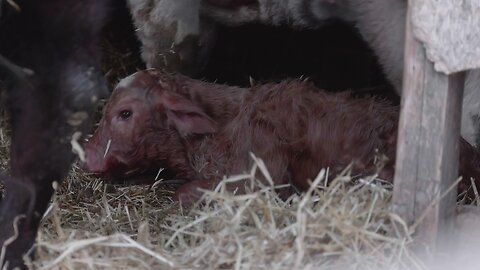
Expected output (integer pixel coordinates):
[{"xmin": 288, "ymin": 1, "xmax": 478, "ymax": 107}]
[{"xmin": 0, "ymin": 0, "xmax": 109, "ymax": 268}]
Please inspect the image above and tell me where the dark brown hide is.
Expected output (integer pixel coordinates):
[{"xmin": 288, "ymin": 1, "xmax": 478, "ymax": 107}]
[
  {"xmin": 0, "ymin": 0, "xmax": 108, "ymax": 268},
  {"xmin": 84, "ymin": 69, "xmax": 480, "ymax": 204}
]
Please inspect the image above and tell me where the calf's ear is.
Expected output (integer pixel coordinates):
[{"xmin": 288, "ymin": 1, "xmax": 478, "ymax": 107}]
[{"xmin": 160, "ymin": 91, "xmax": 217, "ymax": 135}]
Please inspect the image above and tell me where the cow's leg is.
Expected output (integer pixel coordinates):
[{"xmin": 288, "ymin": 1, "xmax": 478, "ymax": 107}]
[
  {"xmin": 127, "ymin": 0, "xmax": 217, "ymax": 77},
  {"xmin": 0, "ymin": 179, "xmax": 55, "ymax": 269},
  {"xmin": 0, "ymin": 74, "xmax": 105, "ymax": 269},
  {"xmin": 0, "ymin": 0, "xmax": 109, "ymax": 268}
]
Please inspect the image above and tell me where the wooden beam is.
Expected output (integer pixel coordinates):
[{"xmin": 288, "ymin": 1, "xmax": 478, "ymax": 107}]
[{"xmin": 392, "ymin": 0, "xmax": 465, "ymax": 264}]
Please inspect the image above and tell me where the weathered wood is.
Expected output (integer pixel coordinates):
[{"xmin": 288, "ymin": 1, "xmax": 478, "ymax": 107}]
[
  {"xmin": 411, "ymin": 0, "xmax": 480, "ymax": 74},
  {"xmin": 392, "ymin": 0, "xmax": 465, "ymax": 264}
]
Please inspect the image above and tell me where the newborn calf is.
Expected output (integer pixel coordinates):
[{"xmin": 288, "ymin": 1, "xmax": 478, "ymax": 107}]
[{"xmin": 83, "ymin": 69, "xmax": 480, "ymax": 202}]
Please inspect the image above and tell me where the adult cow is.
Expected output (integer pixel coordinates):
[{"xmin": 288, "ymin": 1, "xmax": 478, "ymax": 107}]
[
  {"xmin": 127, "ymin": 0, "xmax": 480, "ymax": 146},
  {"xmin": 0, "ymin": 0, "xmax": 109, "ymax": 268}
]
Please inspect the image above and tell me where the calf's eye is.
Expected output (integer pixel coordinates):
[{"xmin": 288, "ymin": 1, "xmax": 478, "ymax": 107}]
[{"xmin": 119, "ymin": 110, "xmax": 132, "ymax": 120}]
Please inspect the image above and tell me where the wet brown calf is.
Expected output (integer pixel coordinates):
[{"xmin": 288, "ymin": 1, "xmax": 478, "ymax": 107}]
[{"xmin": 83, "ymin": 69, "xmax": 480, "ymax": 203}]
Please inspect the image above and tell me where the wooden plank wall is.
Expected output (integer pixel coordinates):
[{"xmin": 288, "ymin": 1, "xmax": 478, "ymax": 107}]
[{"xmin": 392, "ymin": 0, "xmax": 465, "ymax": 265}]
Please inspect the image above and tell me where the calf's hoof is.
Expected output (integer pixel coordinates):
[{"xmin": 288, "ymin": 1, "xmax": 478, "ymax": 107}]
[{"xmin": 173, "ymin": 179, "xmax": 216, "ymax": 206}]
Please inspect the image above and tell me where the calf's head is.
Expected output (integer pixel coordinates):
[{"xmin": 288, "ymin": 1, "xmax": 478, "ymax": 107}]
[{"xmin": 83, "ymin": 69, "xmax": 217, "ymax": 180}]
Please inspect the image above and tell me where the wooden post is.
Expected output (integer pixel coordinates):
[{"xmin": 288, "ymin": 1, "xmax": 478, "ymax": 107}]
[{"xmin": 392, "ymin": 0, "xmax": 465, "ymax": 264}]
